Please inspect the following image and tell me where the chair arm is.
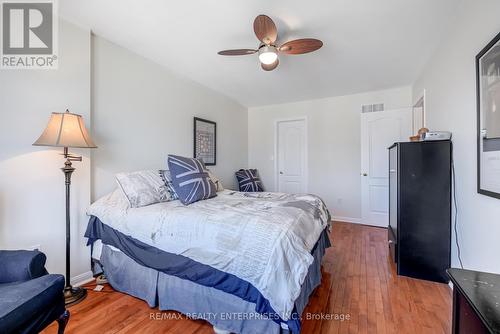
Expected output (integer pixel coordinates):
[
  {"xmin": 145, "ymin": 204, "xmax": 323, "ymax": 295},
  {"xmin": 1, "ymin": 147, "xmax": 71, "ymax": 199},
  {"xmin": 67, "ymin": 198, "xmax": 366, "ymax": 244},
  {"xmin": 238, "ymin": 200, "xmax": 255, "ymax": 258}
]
[{"xmin": 0, "ymin": 250, "xmax": 49, "ymax": 283}]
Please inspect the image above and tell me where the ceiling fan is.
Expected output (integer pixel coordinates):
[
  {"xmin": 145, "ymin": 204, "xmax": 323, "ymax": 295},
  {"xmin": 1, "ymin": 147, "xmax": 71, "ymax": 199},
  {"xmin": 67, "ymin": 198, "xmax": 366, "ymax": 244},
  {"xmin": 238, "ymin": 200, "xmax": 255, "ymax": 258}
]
[{"xmin": 217, "ymin": 14, "xmax": 323, "ymax": 71}]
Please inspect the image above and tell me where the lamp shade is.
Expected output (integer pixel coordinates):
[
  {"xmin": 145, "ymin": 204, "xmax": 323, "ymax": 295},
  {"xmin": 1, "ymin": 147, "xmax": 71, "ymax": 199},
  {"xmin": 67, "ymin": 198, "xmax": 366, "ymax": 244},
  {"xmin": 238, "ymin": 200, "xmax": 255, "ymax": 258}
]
[{"xmin": 33, "ymin": 111, "xmax": 97, "ymax": 148}]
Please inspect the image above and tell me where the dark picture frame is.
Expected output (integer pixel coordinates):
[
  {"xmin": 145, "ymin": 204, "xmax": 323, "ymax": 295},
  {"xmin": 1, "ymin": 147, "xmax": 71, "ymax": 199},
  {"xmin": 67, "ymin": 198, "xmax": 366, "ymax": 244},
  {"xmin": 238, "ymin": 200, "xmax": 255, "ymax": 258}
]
[
  {"xmin": 193, "ymin": 117, "xmax": 216, "ymax": 166},
  {"xmin": 476, "ymin": 31, "xmax": 500, "ymax": 199}
]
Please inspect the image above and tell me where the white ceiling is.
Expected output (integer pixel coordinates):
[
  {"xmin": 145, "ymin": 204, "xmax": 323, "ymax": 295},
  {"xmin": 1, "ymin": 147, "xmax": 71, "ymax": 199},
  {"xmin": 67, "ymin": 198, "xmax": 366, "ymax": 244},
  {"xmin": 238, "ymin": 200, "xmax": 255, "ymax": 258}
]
[{"xmin": 60, "ymin": 0, "xmax": 460, "ymax": 107}]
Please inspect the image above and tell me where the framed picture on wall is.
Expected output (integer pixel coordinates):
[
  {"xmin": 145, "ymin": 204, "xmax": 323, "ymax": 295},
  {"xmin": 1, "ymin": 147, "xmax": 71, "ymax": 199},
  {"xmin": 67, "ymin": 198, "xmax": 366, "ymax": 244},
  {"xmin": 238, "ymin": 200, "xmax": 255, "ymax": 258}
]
[
  {"xmin": 194, "ymin": 117, "xmax": 216, "ymax": 165},
  {"xmin": 477, "ymin": 31, "xmax": 500, "ymax": 199}
]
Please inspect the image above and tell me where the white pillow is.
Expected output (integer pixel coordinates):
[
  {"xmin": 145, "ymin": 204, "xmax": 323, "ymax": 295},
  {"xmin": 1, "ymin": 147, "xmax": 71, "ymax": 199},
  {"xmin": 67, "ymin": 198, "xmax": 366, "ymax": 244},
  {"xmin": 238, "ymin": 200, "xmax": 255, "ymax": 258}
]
[{"xmin": 115, "ymin": 170, "xmax": 173, "ymax": 208}]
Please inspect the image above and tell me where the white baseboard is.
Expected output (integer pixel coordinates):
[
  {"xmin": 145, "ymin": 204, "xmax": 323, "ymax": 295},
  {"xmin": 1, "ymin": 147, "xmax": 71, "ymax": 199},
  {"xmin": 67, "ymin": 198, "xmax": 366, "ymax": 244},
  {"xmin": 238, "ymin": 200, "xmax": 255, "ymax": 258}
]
[
  {"xmin": 332, "ymin": 216, "xmax": 362, "ymax": 224},
  {"xmin": 71, "ymin": 270, "xmax": 94, "ymax": 287}
]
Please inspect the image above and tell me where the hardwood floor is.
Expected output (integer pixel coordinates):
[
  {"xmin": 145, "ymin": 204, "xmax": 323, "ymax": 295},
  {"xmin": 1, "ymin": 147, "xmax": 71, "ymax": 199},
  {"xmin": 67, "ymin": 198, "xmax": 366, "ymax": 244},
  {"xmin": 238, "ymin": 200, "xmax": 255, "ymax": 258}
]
[{"xmin": 42, "ymin": 222, "xmax": 452, "ymax": 334}]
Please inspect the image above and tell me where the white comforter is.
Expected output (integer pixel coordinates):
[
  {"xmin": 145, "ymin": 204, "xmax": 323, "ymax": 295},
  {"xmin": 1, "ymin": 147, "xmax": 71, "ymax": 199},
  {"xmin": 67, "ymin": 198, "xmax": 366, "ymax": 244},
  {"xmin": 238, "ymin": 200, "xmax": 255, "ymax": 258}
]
[{"xmin": 87, "ymin": 189, "xmax": 330, "ymax": 321}]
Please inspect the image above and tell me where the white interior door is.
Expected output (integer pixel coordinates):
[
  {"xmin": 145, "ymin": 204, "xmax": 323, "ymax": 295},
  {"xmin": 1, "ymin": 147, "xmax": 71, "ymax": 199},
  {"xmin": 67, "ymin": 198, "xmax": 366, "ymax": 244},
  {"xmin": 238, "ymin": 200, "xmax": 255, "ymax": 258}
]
[
  {"xmin": 361, "ymin": 109, "xmax": 412, "ymax": 227},
  {"xmin": 276, "ymin": 119, "xmax": 307, "ymax": 193}
]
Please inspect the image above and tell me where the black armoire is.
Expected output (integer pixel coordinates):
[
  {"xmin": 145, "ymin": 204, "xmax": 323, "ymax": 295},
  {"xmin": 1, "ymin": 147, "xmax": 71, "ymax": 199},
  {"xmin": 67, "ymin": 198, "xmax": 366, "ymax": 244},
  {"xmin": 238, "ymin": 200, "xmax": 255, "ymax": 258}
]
[{"xmin": 388, "ymin": 140, "xmax": 451, "ymax": 283}]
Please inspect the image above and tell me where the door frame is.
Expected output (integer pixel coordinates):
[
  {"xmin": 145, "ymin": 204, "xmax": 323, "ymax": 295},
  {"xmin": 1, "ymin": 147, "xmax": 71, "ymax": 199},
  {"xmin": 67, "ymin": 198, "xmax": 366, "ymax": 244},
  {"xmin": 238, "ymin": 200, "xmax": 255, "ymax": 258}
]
[
  {"xmin": 412, "ymin": 89, "xmax": 426, "ymax": 134},
  {"xmin": 274, "ymin": 117, "xmax": 308, "ymax": 192}
]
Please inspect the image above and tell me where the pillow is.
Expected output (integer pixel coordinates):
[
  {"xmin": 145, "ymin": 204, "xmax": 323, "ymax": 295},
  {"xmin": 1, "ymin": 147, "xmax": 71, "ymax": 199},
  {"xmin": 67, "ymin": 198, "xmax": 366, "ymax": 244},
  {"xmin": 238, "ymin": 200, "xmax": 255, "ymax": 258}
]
[
  {"xmin": 116, "ymin": 170, "xmax": 175, "ymax": 208},
  {"xmin": 207, "ymin": 170, "xmax": 224, "ymax": 192},
  {"xmin": 167, "ymin": 155, "xmax": 217, "ymax": 205},
  {"xmin": 158, "ymin": 169, "xmax": 179, "ymax": 200},
  {"xmin": 235, "ymin": 169, "xmax": 264, "ymax": 192}
]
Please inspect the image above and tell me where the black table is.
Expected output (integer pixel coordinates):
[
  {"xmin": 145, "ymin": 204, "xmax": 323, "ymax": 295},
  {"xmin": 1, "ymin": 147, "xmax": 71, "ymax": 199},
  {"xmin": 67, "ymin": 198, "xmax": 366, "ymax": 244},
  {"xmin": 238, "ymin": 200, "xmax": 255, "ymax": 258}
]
[{"xmin": 448, "ymin": 268, "xmax": 500, "ymax": 333}]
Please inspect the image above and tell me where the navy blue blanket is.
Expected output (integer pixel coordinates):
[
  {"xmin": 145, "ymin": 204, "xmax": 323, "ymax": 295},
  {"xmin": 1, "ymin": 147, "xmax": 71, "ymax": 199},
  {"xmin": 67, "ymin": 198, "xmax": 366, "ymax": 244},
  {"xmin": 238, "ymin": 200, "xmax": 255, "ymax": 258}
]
[{"xmin": 85, "ymin": 216, "xmax": 330, "ymax": 333}]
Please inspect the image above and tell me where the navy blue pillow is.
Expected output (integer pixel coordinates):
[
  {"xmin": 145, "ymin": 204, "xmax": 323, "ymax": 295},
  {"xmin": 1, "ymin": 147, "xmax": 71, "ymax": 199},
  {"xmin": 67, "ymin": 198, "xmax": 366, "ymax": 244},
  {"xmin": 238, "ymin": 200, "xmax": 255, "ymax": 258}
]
[
  {"xmin": 235, "ymin": 169, "xmax": 264, "ymax": 192},
  {"xmin": 167, "ymin": 155, "xmax": 217, "ymax": 205}
]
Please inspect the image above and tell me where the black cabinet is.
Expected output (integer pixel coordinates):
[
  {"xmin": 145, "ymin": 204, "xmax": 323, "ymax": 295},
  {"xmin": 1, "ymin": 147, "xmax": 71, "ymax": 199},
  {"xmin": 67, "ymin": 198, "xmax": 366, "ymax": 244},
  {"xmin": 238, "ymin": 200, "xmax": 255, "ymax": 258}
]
[
  {"xmin": 448, "ymin": 268, "xmax": 500, "ymax": 333},
  {"xmin": 388, "ymin": 141, "xmax": 451, "ymax": 283}
]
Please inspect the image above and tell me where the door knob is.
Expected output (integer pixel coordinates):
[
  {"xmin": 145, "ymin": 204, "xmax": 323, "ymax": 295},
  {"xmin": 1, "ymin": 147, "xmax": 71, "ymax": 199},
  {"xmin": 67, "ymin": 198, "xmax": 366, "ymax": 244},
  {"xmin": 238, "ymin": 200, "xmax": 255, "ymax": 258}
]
[
  {"xmin": 361, "ymin": 173, "xmax": 368, "ymax": 176},
  {"xmin": 279, "ymin": 171, "xmax": 284, "ymax": 174}
]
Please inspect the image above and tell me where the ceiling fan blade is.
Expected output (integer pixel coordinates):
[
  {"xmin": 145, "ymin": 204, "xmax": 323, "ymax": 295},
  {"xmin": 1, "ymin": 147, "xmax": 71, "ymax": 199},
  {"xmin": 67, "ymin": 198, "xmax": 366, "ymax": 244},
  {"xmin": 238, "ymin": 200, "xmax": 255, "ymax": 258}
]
[
  {"xmin": 253, "ymin": 15, "xmax": 277, "ymax": 45},
  {"xmin": 261, "ymin": 58, "xmax": 279, "ymax": 71},
  {"xmin": 217, "ymin": 49, "xmax": 257, "ymax": 56},
  {"xmin": 279, "ymin": 38, "xmax": 323, "ymax": 54}
]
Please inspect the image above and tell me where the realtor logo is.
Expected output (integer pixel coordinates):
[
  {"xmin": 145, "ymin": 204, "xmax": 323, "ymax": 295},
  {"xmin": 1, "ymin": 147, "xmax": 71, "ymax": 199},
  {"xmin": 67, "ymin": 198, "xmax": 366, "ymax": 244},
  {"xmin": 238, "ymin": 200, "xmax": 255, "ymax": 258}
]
[{"xmin": 1, "ymin": 0, "xmax": 58, "ymax": 69}]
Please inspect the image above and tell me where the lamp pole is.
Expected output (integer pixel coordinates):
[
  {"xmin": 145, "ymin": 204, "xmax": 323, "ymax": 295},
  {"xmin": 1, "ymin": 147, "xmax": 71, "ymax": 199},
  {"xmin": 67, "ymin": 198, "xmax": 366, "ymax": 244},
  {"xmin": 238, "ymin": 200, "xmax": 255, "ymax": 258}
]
[{"xmin": 61, "ymin": 147, "xmax": 86, "ymax": 305}]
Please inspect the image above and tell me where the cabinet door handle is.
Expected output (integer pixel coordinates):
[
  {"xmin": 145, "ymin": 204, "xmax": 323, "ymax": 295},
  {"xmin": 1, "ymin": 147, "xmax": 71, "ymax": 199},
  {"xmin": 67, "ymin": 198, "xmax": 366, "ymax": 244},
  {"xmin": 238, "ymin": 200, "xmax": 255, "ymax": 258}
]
[{"xmin": 389, "ymin": 169, "xmax": 396, "ymax": 173}]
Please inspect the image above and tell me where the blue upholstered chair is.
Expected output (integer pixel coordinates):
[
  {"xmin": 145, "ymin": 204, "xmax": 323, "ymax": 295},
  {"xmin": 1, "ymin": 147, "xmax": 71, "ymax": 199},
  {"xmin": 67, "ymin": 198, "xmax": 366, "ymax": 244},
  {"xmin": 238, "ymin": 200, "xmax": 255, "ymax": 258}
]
[{"xmin": 0, "ymin": 250, "xmax": 69, "ymax": 334}]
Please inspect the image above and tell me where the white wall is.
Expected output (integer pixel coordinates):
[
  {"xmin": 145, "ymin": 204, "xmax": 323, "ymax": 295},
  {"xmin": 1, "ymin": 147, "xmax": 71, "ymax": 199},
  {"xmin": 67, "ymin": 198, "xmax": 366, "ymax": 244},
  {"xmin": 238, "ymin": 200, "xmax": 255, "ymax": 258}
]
[
  {"xmin": 91, "ymin": 36, "xmax": 248, "ymax": 199},
  {"xmin": 248, "ymin": 87, "xmax": 412, "ymax": 221},
  {"xmin": 0, "ymin": 20, "xmax": 92, "ymax": 283},
  {"xmin": 412, "ymin": 0, "xmax": 500, "ymax": 273}
]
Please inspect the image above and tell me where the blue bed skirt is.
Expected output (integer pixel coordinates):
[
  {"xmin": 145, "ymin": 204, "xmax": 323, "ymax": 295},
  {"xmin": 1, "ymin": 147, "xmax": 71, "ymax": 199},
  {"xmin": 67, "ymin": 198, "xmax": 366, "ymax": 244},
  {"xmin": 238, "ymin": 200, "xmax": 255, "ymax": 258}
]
[{"xmin": 86, "ymin": 216, "xmax": 331, "ymax": 333}]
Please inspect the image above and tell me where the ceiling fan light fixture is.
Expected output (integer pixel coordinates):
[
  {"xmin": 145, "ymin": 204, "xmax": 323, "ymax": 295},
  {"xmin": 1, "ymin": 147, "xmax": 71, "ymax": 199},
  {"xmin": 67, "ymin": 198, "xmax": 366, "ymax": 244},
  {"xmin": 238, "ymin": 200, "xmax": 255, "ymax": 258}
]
[
  {"xmin": 218, "ymin": 15, "xmax": 323, "ymax": 71},
  {"xmin": 258, "ymin": 45, "xmax": 278, "ymax": 65}
]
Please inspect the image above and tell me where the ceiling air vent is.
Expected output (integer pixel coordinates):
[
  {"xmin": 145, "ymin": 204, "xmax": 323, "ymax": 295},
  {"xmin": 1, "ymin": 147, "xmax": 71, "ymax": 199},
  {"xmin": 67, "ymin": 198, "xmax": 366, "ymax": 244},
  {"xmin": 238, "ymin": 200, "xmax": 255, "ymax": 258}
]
[{"xmin": 361, "ymin": 103, "xmax": 384, "ymax": 113}]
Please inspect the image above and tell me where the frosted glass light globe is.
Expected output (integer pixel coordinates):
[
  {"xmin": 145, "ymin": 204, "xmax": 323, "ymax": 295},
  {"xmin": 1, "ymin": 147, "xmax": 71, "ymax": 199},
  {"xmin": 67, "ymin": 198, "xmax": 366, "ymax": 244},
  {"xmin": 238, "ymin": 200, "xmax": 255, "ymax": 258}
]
[{"xmin": 258, "ymin": 45, "xmax": 278, "ymax": 65}]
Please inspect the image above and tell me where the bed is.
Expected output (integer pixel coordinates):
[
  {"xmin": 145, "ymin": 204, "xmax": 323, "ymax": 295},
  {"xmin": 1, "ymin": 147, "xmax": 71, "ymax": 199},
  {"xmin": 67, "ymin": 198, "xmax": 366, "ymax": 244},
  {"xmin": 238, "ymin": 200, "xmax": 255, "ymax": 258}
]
[{"xmin": 85, "ymin": 189, "xmax": 331, "ymax": 334}]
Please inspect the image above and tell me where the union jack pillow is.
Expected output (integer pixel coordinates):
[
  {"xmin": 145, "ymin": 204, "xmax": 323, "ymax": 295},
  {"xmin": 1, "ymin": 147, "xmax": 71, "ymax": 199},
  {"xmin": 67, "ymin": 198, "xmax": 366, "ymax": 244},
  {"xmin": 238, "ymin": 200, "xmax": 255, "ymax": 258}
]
[
  {"xmin": 167, "ymin": 155, "xmax": 217, "ymax": 205},
  {"xmin": 235, "ymin": 169, "xmax": 264, "ymax": 192}
]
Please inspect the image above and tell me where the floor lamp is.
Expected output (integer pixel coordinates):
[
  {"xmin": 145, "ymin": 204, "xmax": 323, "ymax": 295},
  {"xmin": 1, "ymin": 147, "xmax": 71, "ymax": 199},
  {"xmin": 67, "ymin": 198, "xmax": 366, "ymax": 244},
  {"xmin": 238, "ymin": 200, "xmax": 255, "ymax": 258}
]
[{"xmin": 33, "ymin": 109, "xmax": 97, "ymax": 306}]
